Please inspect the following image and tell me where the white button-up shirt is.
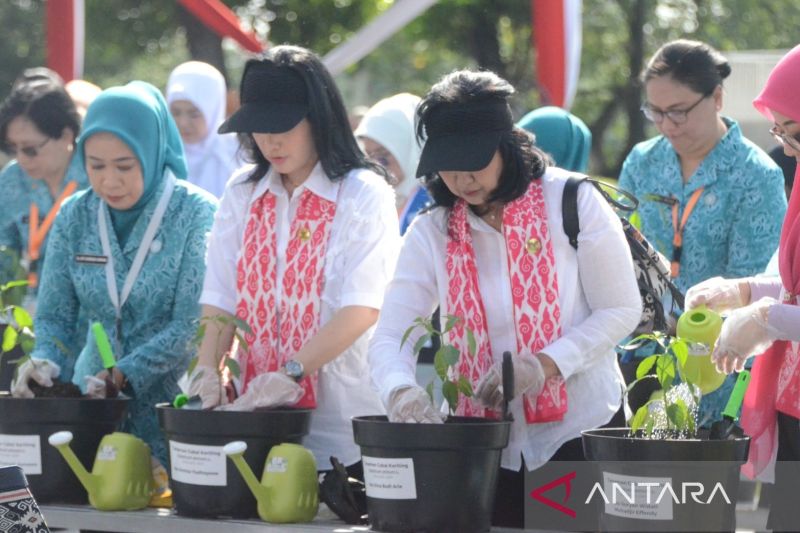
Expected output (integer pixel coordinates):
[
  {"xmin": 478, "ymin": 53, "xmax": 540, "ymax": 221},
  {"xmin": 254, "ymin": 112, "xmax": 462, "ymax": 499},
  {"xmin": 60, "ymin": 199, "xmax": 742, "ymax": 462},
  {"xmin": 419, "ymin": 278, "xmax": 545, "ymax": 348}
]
[
  {"xmin": 201, "ymin": 162, "xmax": 400, "ymax": 466},
  {"xmin": 369, "ymin": 167, "xmax": 642, "ymax": 471}
]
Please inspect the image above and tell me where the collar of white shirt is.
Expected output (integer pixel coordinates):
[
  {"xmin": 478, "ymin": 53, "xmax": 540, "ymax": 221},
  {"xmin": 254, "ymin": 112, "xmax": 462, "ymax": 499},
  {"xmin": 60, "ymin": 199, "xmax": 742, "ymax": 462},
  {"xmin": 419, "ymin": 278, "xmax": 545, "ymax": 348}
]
[{"xmin": 251, "ymin": 161, "xmax": 339, "ymax": 205}]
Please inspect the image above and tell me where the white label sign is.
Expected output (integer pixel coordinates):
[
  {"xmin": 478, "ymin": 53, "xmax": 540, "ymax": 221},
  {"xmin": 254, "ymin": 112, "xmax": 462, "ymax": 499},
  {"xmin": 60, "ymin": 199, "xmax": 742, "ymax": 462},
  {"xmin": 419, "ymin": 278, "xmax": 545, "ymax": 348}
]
[
  {"xmin": 169, "ymin": 441, "xmax": 227, "ymax": 486},
  {"xmin": 602, "ymin": 471, "xmax": 673, "ymax": 521},
  {"xmin": 0, "ymin": 434, "xmax": 42, "ymax": 475},
  {"xmin": 362, "ymin": 456, "xmax": 417, "ymax": 500}
]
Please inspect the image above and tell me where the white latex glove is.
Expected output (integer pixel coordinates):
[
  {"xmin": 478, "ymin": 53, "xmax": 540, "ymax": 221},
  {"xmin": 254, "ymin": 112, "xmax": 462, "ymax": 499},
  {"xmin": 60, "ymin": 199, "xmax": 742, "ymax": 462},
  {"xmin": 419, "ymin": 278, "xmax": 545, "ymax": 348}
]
[
  {"xmin": 685, "ymin": 276, "xmax": 751, "ymax": 312},
  {"xmin": 217, "ymin": 372, "xmax": 303, "ymax": 412},
  {"xmin": 10, "ymin": 358, "xmax": 60, "ymax": 399},
  {"xmin": 84, "ymin": 376, "xmax": 107, "ymax": 399},
  {"xmin": 712, "ymin": 297, "xmax": 777, "ymax": 374},
  {"xmin": 386, "ymin": 385, "xmax": 444, "ymax": 423},
  {"xmin": 475, "ymin": 354, "xmax": 546, "ymax": 411},
  {"xmin": 180, "ymin": 365, "xmax": 225, "ymax": 409}
]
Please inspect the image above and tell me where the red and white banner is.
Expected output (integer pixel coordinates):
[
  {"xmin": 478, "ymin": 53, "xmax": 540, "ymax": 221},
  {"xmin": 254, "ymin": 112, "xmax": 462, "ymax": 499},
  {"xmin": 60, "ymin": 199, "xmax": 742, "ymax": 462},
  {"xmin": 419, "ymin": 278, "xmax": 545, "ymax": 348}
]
[
  {"xmin": 47, "ymin": 0, "xmax": 85, "ymax": 82},
  {"xmin": 532, "ymin": 0, "xmax": 582, "ymax": 109},
  {"xmin": 178, "ymin": 0, "xmax": 263, "ymax": 53}
]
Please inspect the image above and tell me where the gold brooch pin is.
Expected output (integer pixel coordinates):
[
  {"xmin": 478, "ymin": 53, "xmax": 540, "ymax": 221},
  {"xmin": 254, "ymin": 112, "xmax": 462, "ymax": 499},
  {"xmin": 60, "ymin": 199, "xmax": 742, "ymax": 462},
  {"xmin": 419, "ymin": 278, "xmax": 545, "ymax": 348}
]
[
  {"xmin": 298, "ymin": 228, "xmax": 311, "ymax": 241},
  {"xmin": 526, "ymin": 238, "xmax": 541, "ymax": 254}
]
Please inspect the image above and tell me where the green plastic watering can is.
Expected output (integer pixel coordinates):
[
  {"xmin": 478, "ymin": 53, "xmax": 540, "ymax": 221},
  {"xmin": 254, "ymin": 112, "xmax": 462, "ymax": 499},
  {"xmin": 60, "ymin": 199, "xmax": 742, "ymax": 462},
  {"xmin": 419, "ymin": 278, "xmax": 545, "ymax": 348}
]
[
  {"xmin": 677, "ymin": 306, "xmax": 726, "ymax": 394},
  {"xmin": 223, "ymin": 441, "xmax": 318, "ymax": 523},
  {"xmin": 48, "ymin": 430, "xmax": 153, "ymax": 511}
]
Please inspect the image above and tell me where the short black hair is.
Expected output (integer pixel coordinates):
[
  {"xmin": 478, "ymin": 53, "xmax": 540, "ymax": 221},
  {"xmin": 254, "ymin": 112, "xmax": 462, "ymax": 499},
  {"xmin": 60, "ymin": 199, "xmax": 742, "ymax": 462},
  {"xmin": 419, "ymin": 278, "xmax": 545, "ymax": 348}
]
[
  {"xmin": 642, "ymin": 39, "xmax": 731, "ymax": 95},
  {"xmin": 416, "ymin": 70, "xmax": 548, "ymax": 209},
  {"xmin": 239, "ymin": 45, "xmax": 386, "ymax": 182},
  {"xmin": 0, "ymin": 79, "xmax": 81, "ymax": 153}
]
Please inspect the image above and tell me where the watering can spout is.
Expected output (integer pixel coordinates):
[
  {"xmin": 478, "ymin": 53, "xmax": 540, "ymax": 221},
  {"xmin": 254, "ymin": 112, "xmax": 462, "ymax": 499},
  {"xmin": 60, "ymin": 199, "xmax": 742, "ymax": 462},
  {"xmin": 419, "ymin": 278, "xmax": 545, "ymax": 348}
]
[
  {"xmin": 224, "ymin": 441, "xmax": 270, "ymax": 504},
  {"xmin": 48, "ymin": 431, "xmax": 100, "ymax": 496}
]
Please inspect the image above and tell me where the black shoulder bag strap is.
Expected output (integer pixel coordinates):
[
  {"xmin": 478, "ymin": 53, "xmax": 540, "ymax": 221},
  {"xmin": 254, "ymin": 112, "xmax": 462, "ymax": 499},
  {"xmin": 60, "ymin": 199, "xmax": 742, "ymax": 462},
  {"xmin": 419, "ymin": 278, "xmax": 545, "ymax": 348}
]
[{"xmin": 562, "ymin": 176, "xmax": 638, "ymax": 250}]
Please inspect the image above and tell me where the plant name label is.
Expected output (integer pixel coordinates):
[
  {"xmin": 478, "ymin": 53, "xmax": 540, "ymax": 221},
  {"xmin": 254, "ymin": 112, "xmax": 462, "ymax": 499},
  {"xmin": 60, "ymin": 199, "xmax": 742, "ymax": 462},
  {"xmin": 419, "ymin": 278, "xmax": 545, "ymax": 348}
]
[
  {"xmin": 169, "ymin": 441, "xmax": 227, "ymax": 486},
  {"xmin": 0, "ymin": 434, "xmax": 41, "ymax": 475},
  {"xmin": 362, "ymin": 456, "xmax": 417, "ymax": 499},
  {"xmin": 600, "ymin": 471, "xmax": 673, "ymax": 520}
]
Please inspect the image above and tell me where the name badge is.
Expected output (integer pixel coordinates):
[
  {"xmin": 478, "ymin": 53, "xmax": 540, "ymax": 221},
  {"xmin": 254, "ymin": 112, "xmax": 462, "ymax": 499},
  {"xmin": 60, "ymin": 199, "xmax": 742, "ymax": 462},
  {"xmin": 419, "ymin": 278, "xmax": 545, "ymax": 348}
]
[{"xmin": 75, "ymin": 254, "xmax": 108, "ymax": 265}]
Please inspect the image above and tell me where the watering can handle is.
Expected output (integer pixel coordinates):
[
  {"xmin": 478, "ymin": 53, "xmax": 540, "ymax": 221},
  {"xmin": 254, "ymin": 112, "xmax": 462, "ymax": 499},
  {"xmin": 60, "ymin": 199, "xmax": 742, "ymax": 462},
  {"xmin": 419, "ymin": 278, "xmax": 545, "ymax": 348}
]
[
  {"xmin": 92, "ymin": 322, "xmax": 117, "ymax": 370},
  {"xmin": 722, "ymin": 370, "xmax": 751, "ymax": 421}
]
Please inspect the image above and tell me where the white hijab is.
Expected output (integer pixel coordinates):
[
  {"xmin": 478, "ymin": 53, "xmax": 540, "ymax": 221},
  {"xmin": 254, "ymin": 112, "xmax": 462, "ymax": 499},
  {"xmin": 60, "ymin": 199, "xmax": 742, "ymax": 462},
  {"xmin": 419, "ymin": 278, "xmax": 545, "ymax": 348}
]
[
  {"xmin": 166, "ymin": 61, "xmax": 242, "ymax": 198},
  {"xmin": 355, "ymin": 93, "xmax": 423, "ymax": 202}
]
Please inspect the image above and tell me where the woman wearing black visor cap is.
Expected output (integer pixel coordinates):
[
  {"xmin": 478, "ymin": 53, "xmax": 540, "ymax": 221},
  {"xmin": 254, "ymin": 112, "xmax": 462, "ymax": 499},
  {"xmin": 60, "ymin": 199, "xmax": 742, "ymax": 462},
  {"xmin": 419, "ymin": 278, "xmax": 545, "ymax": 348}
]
[{"xmin": 368, "ymin": 70, "xmax": 642, "ymax": 527}]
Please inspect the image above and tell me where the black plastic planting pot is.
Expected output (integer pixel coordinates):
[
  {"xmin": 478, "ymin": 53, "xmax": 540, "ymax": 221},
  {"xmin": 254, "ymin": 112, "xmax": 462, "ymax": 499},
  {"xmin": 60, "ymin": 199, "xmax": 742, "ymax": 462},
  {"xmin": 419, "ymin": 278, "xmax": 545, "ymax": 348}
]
[
  {"xmin": 582, "ymin": 428, "xmax": 750, "ymax": 532},
  {"xmin": 157, "ymin": 404, "xmax": 312, "ymax": 519},
  {"xmin": 0, "ymin": 395, "xmax": 129, "ymax": 503},
  {"xmin": 352, "ymin": 415, "xmax": 511, "ymax": 533}
]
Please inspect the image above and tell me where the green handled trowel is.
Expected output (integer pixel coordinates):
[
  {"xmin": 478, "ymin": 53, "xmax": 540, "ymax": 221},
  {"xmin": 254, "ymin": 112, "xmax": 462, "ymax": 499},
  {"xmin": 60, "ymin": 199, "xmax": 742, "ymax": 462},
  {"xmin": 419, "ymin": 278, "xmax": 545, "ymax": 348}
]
[{"xmin": 709, "ymin": 370, "xmax": 751, "ymax": 440}]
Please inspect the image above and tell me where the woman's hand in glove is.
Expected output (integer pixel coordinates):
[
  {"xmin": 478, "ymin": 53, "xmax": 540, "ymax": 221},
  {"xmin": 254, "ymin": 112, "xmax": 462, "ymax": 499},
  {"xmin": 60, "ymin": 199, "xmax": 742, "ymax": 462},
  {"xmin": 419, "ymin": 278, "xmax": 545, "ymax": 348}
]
[
  {"xmin": 179, "ymin": 364, "xmax": 225, "ymax": 409},
  {"xmin": 475, "ymin": 353, "xmax": 546, "ymax": 411},
  {"xmin": 10, "ymin": 358, "xmax": 60, "ymax": 398},
  {"xmin": 685, "ymin": 276, "xmax": 751, "ymax": 312},
  {"xmin": 216, "ymin": 372, "xmax": 304, "ymax": 411},
  {"xmin": 712, "ymin": 297, "xmax": 777, "ymax": 374},
  {"xmin": 386, "ymin": 385, "xmax": 444, "ymax": 423}
]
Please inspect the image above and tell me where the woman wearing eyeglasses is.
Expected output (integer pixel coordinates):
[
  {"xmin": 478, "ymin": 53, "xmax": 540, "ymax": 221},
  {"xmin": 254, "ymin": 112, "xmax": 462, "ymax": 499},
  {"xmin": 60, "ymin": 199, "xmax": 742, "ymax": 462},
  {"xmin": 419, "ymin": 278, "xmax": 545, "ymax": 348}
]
[
  {"xmin": 618, "ymin": 40, "xmax": 787, "ymax": 427},
  {"xmin": 0, "ymin": 77, "xmax": 89, "ymax": 299}
]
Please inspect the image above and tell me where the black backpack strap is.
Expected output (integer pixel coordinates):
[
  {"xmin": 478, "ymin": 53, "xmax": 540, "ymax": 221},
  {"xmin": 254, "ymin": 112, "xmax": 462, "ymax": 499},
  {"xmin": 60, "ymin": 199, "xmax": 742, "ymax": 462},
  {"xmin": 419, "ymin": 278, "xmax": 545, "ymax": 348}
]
[{"xmin": 562, "ymin": 176, "xmax": 585, "ymax": 250}]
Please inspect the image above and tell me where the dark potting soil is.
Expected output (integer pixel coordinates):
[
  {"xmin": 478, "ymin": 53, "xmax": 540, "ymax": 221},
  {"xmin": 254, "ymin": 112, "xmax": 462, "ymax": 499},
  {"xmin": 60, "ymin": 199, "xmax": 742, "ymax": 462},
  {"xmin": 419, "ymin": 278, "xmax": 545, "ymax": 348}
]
[{"xmin": 29, "ymin": 379, "xmax": 82, "ymax": 398}]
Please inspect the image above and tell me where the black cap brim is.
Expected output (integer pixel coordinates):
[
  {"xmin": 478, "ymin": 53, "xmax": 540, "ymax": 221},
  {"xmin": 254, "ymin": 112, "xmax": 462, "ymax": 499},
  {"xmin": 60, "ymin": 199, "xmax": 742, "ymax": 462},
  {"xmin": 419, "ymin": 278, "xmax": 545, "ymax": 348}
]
[
  {"xmin": 218, "ymin": 102, "xmax": 308, "ymax": 134},
  {"xmin": 416, "ymin": 130, "xmax": 503, "ymax": 177}
]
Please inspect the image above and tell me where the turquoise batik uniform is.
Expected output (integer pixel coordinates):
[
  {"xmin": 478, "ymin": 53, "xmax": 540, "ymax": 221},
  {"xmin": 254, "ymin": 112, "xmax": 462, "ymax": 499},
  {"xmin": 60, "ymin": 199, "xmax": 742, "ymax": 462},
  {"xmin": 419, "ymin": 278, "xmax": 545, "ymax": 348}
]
[
  {"xmin": 0, "ymin": 156, "xmax": 88, "ymax": 280},
  {"xmin": 31, "ymin": 81, "xmax": 217, "ymax": 464},
  {"xmin": 619, "ymin": 117, "xmax": 787, "ymax": 426}
]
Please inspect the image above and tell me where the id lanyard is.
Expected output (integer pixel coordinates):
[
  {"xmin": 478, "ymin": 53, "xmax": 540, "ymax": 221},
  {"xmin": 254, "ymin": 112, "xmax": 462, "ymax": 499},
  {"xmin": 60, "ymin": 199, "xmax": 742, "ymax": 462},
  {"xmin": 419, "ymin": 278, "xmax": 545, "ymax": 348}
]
[
  {"xmin": 98, "ymin": 171, "xmax": 176, "ymax": 344},
  {"xmin": 26, "ymin": 180, "xmax": 78, "ymax": 287},
  {"xmin": 670, "ymin": 187, "xmax": 705, "ymax": 278}
]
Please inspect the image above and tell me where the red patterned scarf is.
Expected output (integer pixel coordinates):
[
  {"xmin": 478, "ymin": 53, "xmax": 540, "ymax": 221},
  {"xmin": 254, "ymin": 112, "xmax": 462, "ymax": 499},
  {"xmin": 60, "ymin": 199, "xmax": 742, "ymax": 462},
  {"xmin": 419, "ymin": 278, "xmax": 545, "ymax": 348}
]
[
  {"xmin": 742, "ymin": 167, "xmax": 800, "ymax": 478},
  {"xmin": 446, "ymin": 179, "xmax": 567, "ymax": 423},
  {"xmin": 235, "ymin": 187, "xmax": 336, "ymax": 408}
]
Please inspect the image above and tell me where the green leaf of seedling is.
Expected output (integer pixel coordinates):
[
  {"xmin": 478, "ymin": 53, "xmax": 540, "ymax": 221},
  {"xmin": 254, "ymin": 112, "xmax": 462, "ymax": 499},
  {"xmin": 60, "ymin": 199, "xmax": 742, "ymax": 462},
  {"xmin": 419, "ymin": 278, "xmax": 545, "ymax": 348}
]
[
  {"xmin": 400, "ymin": 324, "xmax": 417, "ymax": 350},
  {"xmin": 12, "ymin": 306, "xmax": 32, "ymax": 329},
  {"xmin": 443, "ymin": 315, "xmax": 460, "ymax": 334},
  {"xmin": 656, "ymin": 355, "xmax": 676, "ymax": 391},
  {"xmin": 412, "ymin": 333, "xmax": 432, "ymax": 357},
  {"xmin": 186, "ymin": 357, "xmax": 199, "ymax": 377},
  {"xmin": 630, "ymin": 405, "xmax": 649, "ymax": 434},
  {"xmin": 433, "ymin": 347, "xmax": 449, "ymax": 381},
  {"xmin": 2, "ymin": 327, "xmax": 18, "ymax": 353},
  {"xmin": 231, "ymin": 316, "xmax": 252, "ymax": 335},
  {"xmin": 193, "ymin": 323, "xmax": 207, "ymax": 347},
  {"xmin": 636, "ymin": 355, "xmax": 658, "ymax": 380},
  {"xmin": 624, "ymin": 374, "xmax": 658, "ymax": 396},
  {"xmin": 234, "ymin": 332, "xmax": 249, "ymax": 352},
  {"xmin": 666, "ymin": 402, "xmax": 689, "ymax": 432},
  {"xmin": 670, "ymin": 339, "xmax": 688, "ymax": 369},
  {"xmin": 466, "ymin": 329, "xmax": 477, "ymax": 358},
  {"xmin": 619, "ymin": 333, "xmax": 657, "ymax": 351},
  {"xmin": 425, "ymin": 380, "xmax": 434, "ymax": 403},
  {"xmin": 441, "ymin": 345, "xmax": 460, "ymax": 368},
  {"xmin": 0, "ymin": 280, "xmax": 28, "ymax": 293},
  {"xmin": 442, "ymin": 380, "xmax": 458, "ymax": 415},
  {"xmin": 457, "ymin": 375, "xmax": 473, "ymax": 398},
  {"xmin": 19, "ymin": 332, "xmax": 35, "ymax": 356},
  {"xmin": 225, "ymin": 358, "xmax": 241, "ymax": 379}
]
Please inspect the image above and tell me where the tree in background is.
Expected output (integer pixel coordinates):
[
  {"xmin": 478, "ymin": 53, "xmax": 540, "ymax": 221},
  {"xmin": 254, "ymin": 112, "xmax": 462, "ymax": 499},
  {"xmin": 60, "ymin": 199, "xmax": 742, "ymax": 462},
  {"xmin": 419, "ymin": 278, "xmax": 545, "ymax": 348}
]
[{"xmin": 2, "ymin": 0, "xmax": 799, "ymax": 177}]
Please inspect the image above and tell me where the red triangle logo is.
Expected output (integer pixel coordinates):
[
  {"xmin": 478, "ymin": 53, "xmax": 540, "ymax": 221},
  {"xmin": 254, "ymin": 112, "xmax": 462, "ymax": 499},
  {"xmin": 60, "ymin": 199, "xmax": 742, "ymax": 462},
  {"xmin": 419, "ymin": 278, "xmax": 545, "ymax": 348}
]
[{"xmin": 529, "ymin": 471, "xmax": 576, "ymax": 518}]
